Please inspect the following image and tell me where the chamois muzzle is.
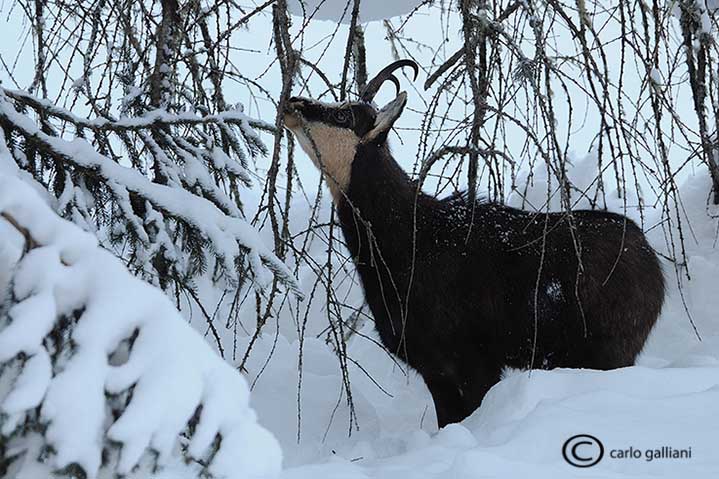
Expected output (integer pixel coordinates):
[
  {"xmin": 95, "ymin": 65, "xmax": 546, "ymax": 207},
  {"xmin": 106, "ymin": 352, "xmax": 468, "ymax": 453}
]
[
  {"xmin": 287, "ymin": 97, "xmax": 309, "ymax": 109},
  {"xmin": 359, "ymin": 60, "xmax": 419, "ymax": 103},
  {"xmin": 284, "ymin": 97, "xmax": 311, "ymax": 128}
]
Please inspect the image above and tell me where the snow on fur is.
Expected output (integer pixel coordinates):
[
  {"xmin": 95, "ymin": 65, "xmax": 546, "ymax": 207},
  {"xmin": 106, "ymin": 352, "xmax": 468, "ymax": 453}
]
[{"xmin": 0, "ymin": 173, "xmax": 282, "ymax": 478}]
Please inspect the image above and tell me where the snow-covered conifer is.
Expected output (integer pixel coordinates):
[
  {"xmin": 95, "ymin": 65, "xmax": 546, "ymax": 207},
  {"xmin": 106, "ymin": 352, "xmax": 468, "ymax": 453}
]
[{"xmin": 0, "ymin": 167, "xmax": 282, "ymax": 479}]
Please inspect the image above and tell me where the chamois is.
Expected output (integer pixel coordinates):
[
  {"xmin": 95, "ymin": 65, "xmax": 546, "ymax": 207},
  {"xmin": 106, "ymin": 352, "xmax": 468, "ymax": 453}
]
[{"xmin": 284, "ymin": 60, "xmax": 665, "ymax": 428}]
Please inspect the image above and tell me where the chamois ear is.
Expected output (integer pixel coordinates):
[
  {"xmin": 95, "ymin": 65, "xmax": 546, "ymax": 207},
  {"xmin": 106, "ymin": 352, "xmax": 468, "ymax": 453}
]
[{"xmin": 361, "ymin": 91, "xmax": 407, "ymax": 144}]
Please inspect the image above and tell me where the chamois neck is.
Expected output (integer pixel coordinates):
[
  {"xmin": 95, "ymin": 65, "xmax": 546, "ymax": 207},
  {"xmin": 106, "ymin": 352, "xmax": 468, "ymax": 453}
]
[
  {"xmin": 337, "ymin": 142, "xmax": 434, "ymax": 266},
  {"xmin": 346, "ymin": 142, "xmax": 418, "ymax": 209}
]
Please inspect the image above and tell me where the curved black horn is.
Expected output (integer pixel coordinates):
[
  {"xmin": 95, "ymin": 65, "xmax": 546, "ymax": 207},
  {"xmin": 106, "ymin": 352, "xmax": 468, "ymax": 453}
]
[{"xmin": 359, "ymin": 60, "xmax": 419, "ymax": 103}]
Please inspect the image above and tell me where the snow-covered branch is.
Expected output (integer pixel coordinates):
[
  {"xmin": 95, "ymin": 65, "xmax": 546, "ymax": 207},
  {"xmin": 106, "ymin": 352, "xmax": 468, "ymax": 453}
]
[
  {"xmin": 3, "ymin": 88, "xmax": 276, "ymax": 139},
  {"xmin": 0, "ymin": 172, "xmax": 282, "ymax": 479},
  {"xmin": 0, "ymin": 88, "xmax": 301, "ymax": 297}
]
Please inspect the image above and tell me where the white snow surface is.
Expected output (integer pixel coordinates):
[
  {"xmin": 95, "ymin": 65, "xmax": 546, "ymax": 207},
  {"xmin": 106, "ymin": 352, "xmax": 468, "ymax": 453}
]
[
  {"xmin": 0, "ymin": 169, "xmax": 282, "ymax": 479},
  {"xmin": 280, "ymin": 367, "xmax": 719, "ymax": 478}
]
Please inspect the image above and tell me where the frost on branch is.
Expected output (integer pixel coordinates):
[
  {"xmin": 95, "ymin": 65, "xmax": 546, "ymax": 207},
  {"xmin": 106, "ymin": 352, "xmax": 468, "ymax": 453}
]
[
  {"xmin": 0, "ymin": 87, "xmax": 301, "ymax": 297},
  {"xmin": 0, "ymin": 173, "xmax": 282, "ymax": 478}
]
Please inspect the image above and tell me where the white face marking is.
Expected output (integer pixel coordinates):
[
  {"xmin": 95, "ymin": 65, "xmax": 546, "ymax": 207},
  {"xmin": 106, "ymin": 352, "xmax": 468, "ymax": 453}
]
[{"xmin": 286, "ymin": 119, "xmax": 359, "ymax": 203}]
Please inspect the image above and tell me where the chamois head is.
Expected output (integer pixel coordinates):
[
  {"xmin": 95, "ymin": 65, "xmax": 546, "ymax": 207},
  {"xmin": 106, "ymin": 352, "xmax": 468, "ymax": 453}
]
[{"xmin": 284, "ymin": 60, "xmax": 418, "ymax": 200}]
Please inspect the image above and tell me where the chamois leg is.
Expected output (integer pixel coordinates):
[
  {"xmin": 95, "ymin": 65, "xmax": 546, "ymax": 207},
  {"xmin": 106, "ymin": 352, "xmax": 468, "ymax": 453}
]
[
  {"xmin": 424, "ymin": 374, "xmax": 466, "ymax": 428},
  {"xmin": 425, "ymin": 366, "xmax": 500, "ymax": 428},
  {"xmin": 461, "ymin": 365, "xmax": 501, "ymax": 421}
]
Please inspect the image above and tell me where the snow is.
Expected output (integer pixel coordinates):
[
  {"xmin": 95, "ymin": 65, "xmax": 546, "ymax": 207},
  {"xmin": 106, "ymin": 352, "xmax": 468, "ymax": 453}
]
[
  {"xmin": 0, "ymin": 173, "xmax": 282, "ymax": 479},
  {"xmin": 649, "ymin": 67, "xmax": 662, "ymax": 86},
  {"xmin": 287, "ymin": 0, "xmax": 425, "ymax": 23},
  {"xmin": 0, "ymin": 90, "xmax": 301, "ymax": 297},
  {"xmin": 545, "ymin": 279, "xmax": 562, "ymax": 302},
  {"xmin": 279, "ymin": 360, "xmax": 719, "ymax": 477},
  {"xmin": 670, "ymin": 0, "xmax": 718, "ymax": 35},
  {"xmin": 1, "ymin": 350, "xmax": 51, "ymax": 430},
  {"xmin": 696, "ymin": 1, "xmax": 716, "ymax": 35}
]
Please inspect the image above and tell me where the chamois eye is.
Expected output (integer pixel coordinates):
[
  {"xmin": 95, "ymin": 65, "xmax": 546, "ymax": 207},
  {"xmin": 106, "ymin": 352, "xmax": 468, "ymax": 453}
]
[{"xmin": 333, "ymin": 110, "xmax": 351, "ymax": 125}]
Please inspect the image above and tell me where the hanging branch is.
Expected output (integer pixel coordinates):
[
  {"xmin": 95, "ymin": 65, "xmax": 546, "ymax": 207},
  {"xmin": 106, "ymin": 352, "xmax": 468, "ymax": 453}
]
[
  {"xmin": 340, "ymin": 0, "xmax": 363, "ymax": 100},
  {"xmin": 459, "ymin": 0, "xmax": 492, "ymax": 204},
  {"xmin": 678, "ymin": 0, "xmax": 719, "ymax": 204}
]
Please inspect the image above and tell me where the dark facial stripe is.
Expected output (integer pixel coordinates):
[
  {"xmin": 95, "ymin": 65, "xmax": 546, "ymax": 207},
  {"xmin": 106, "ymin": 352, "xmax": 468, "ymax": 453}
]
[{"xmin": 289, "ymin": 97, "xmax": 377, "ymax": 137}]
